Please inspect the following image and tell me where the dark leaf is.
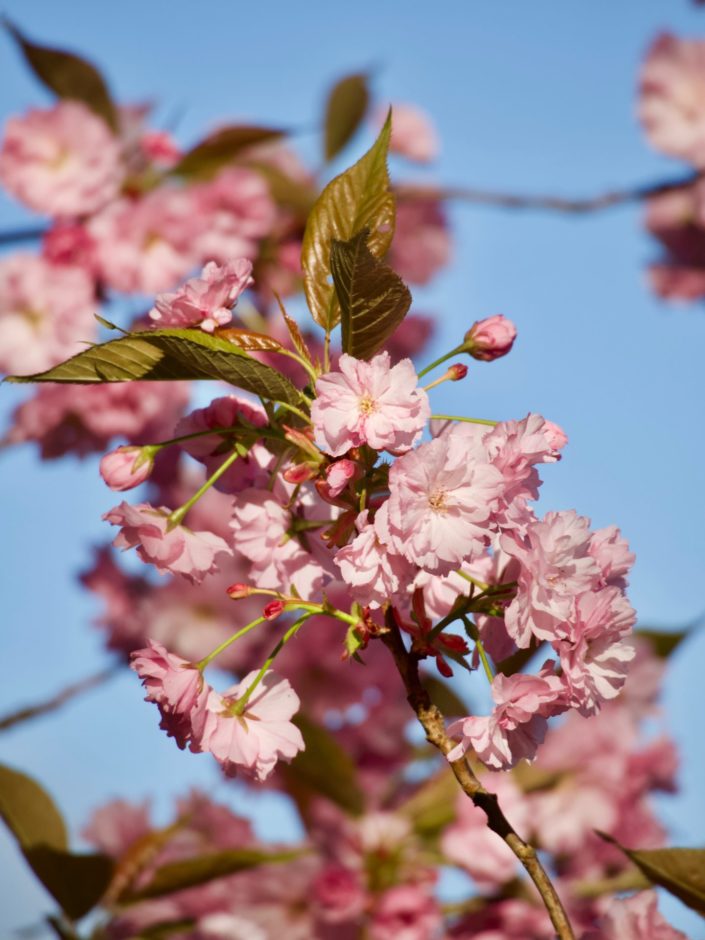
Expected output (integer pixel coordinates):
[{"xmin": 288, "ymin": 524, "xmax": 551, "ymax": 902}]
[
  {"xmin": 171, "ymin": 126, "xmax": 286, "ymax": 180},
  {"xmin": 331, "ymin": 227, "xmax": 411, "ymax": 359},
  {"xmin": 302, "ymin": 112, "xmax": 395, "ymax": 331},
  {"xmin": 597, "ymin": 834, "xmax": 705, "ymax": 917},
  {"xmin": 0, "ymin": 763, "xmax": 67, "ymax": 852},
  {"xmin": 122, "ymin": 848, "xmax": 301, "ymax": 903},
  {"xmin": 26, "ymin": 846, "xmax": 113, "ymax": 920},
  {"xmin": 5, "ymin": 329, "xmax": 302, "ymax": 406},
  {"xmin": 4, "ymin": 19, "xmax": 117, "ymax": 130},
  {"xmin": 636, "ymin": 628, "xmax": 689, "ymax": 659},
  {"xmin": 324, "ymin": 72, "xmax": 370, "ymax": 162}
]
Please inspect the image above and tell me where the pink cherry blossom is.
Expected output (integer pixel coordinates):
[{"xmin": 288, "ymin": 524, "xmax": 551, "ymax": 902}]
[
  {"xmin": 376, "ymin": 427, "xmax": 503, "ymax": 574},
  {"xmin": 100, "ymin": 445, "xmax": 154, "ymax": 491},
  {"xmin": 311, "ymin": 352, "xmax": 429, "ymax": 458},
  {"xmin": 589, "ymin": 525, "xmax": 635, "ymax": 589},
  {"xmin": 639, "ymin": 33, "xmax": 705, "ymax": 166},
  {"xmin": 0, "ymin": 101, "xmax": 123, "ymax": 215},
  {"xmin": 312, "ymin": 864, "xmax": 367, "ymax": 923},
  {"xmin": 335, "ymin": 511, "xmax": 414, "ymax": 609},
  {"xmin": 0, "ymin": 253, "xmax": 96, "ymax": 375},
  {"xmin": 447, "ymin": 662, "xmax": 566, "ymax": 770},
  {"xmin": 464, "ymin": 314, "xmax": 517, "ymax": 362},
  {"xmin": 597, "ymin": 890, "xmax": 687, "ymax": 940},
  {"xmin": 370, "ymin": 885, "xmax": 442, "ymax": 940},
  {"xmin": 644, "ymin": 186, "xmax": 705, "ymax": 302},
  {"xmin": 376, "ymin": 103, "xmax": 439, "ymax": 162},
  {"xmin": 502, "ymin": 510, "xmax": 601, "ymax": 647},
  {"xmin": 231, "ymin": 489, "xmax": 289, "ymax": 564},
  {"xmin": 389, "ymin": 197, "xmax": 451, "ymax": 286},
  {"xmin": 130, "ymin": 639, "xmax": 209, "ymax": 748},
  {"xmin": 81, "ymin": 798, "xmax": 152, "ymax": 857},
  {"xmin": 105, "ymin": 501, "xmax": 232, "ymax": 583},
  {"xmin": 149, "ymin": 259, "xmax": 253, "ymax": 333},
  {"xmin": 197, "ymin": 670, "xmax": 304, "ymax": 780},
  {"xmin": 325, "ymin": 459, "xmax": 358, "ymax": 498},
  {"xmin": 42, "ymin": 222, "xmax": 98, "ymax": 274}
]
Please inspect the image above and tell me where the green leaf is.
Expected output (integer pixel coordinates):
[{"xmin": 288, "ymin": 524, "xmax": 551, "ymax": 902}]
[
  {"xmin": 280, "ymin": 714, "xmax": 364, "ymax": 816},
  {"xmin": 122, "ymin": 848, "xmax": 302, "ymax": 903},
  {"xmin": 597, "ymin": 835, "xmax": 705, "ymax": 917},
  {"xmin": 4, "ymin": 19, "xmax": 117, "ymax": 131},
  {"xmin": 6, "ymin": 329, "xmax": 302, "ymax": 406},
  {"xmin": 214, "ymin": 327, "xmax": 283, "ymax": 352},
  {"xmin": 323, "ymin": 72, "xmax": 370, "ymax": 162},
  {"xmin": 25, "ymin": 846, "xmax": 113, "ymax": 919},
  {"xmin": 302, "ymin": 112, "xmax": 395, "ymax": 331},
  {"xmin": 171, "ymin": 126, "xmax": 286, "ymax": 180},
  {"xmin": 423, "ymin": 675, "xmax": 470, "ymax": 718},
  {"xmin": 331, "ymin": 227, "xmax": 411, "ymax": 359},
  {"xmin": 0, "ymin": 763, "xmax": 67, "ymax": 853}
]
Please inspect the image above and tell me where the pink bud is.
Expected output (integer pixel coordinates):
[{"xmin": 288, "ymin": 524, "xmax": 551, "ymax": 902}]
[
  {"xmin": 325, "ymin": 459, "xmax": 358, "ymax": 498},
  {"xmin": 463, "ymin": 314, "xmax": 517, "ymax": 362},
  {"xmin": 283, "ymin": 463, "xmax": 318, "ymax": 484},
  {"xmin": 227, "ymin": 582, "xmax": 252, "ymax": 599},
  {"xmin": 99, "ymin": 446, "xmax": 154, "ymax": 491},
  {"xmin": 264, "ymin": 599, "xmax": 286, "ymax": 621},
  {"xmin": 447, "ymin": 363, "xmax": 468, "ymax": 381}
]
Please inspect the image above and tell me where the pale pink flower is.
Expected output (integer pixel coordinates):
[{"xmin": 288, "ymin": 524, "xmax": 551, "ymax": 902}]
[
  {"xmin": 88, "ymin": 189, "xmax": 199, "ymax": 294},
  {"xmin": 542, "ymin": 419, "xmax": 568, "ymax": 455},
  {"xmin": 0, "ymin": 101, "xmax": 123, "ymax": 215},
  {"xmin": 335, "ymin": 511, "xmax": 414, "ymax": 609},
  {"xmin": 370, "ymin": 885, "xmax": 442, "ymax": 940},
  {"xmin": 598, "ymin": 890, "xmax": 687, "ymax": 940},
  {"xmin": 100, "ymin": 445, "xmax": 154, "ymax": 491},
  {"xmin": 639, "ymin": 33, "xmax": 705, "ymax": 166},
  {"xmin": 197, "ymin": 670, "xmax": 304, "ymax": 780},
  {"xmin": 81, "ymin": 799, "xmax": 152, "ymax": 857},
  {"xmin": 376, "ymin": 103, "xmax": 439, "ymax": 162},
  {"xmin": 589, "ymin": 525, "xmax": 635, "ymax": 589},
  {"xmin": 376, "ymin": 427, "xmax": 503, "ymax": 574},
  {"xmin": 448, "ymin": 662, "xmax": 566, "ymax": 770},
  {"xmin": 312, "ymin": 864, "xmax": 367, "ymax": 923},
  {"xmin": 231, "ymin": 489, "xmax": 289, "ymax": 564},
  {"xmin": 0, "ymin": 254, "xmax": 96, "ymax": 375},
  {"xmin": 130, "ymin": 639, "xmax": 209, "ymax": 748},
  {"xmin": 149, "ymin": 259, "xmax": 253, "ymax": 333},
  {"xmin": 192, "ymin": 166, "xmax": 276, "ymax": 264},
  {"xmin": 502, "ymin": 510, "xmax": 600, "ymax": 647},
  {"xmin": 464, "ymin": 314, "xmax": 517, "ymax": 362},
  {"xmin": 105, "ymin": 501, "xmax": 232, "ymax": 584},
  {"xmin": 389, "ymin": 198, "xmax": 451, "ymax": 285},
  {"xmin": 312, "ymin": 352, "xmax": 429, "ymax": 458}
]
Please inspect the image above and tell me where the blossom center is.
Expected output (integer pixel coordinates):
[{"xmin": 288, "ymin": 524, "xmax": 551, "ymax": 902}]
[
  {"xmin": 427, "ymin": 488, "xmax": 449, "ymax": 513},
  {"xmin": 358, "ymin": 394, "xmax": 378, "ymax": 416}
]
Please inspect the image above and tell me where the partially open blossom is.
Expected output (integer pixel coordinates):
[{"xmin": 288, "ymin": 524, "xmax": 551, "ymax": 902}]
[
  {"xmin": 100, "ymin": 445, "xmax": 154, "ymax": 491},
  {"xmin": 0, "ymin": 101, "xmax": 123, "ymax": 215},
  {"xmin": 376, "ymin": 103, "xmax": 439, "ymax": 163},
  {"xmin": 325, "ymin": 459, "xmax": 358, "ymax": 498},
  {"xmin": 463, "ymin": 314, "xmax": 517, "ymax": 362},
  {"xmin": 197, "ymin": 670, "xmax": 304, "ymax": 780},
  {"xmin": 104, "ymin": 502, "xmax": 232, "ymax": 584},
  {"xmin": 130, "ymin": 639, "xmax": 208, "ymax": 748},
  {"xmin": 149, "ymin": 259, "xmax": 253, "ymax": 333},
  {"xmin": 312, "ymin": 352, "xmax": 430, "ymax": 457}
]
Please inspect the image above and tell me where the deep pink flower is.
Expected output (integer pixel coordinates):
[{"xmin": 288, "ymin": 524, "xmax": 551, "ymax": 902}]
[
  {"xmin": 447, "ymin": 662, "xmax": 566, "ymax": 770},
  {"xmin": 149, "ymin": 259, "xmax": 253, "ymax": 333},
  {"xmin": 639, "ymin": 33, "xmax": 705, "ymax": 166},
  {"xmin": 312, "ymin": 352, "xmax": 429, "ymax": 458},
  {"xmin": 0, "ymin": 254, "xmax": 96, "ymax": 375},
  {"xmin": 197, "ymin": 670, "xmax": 304, "ymax": 780},
  {"xmin": 100, "ymin": 445, "xmax": 154, "ymax": 491},
  {"xmin": 370, "ymin": 885, "xmax": 442, "ymax": 940},
  {"xmin": 105, "ymin": 501, "xmax": 232, "ymax": 584},
  {"xmin": 312, "ymin": 864, "xmax": 367, "ymax": 923},
  {"xmin": 376, "ymin": 103, "xmax": 439, "ymax": 163},
  {"xmin": 0, "ymin": 101, "xmax": 123, "ymax": 215},
  {"xmin": 131, "ymin": 639, "xmax": 209, "ymax": 748},
  {"xmin": 335, "ymin": 511, "xmax": 414, "ymax": 609},
  {"xmin": 464, "ymin": 314, "xmax": 517, "ymax": 362},
  {"xmin": 376, "ymin": 427, "xmax": 503, "ymax": 574},
  {"xmin": 597, "ymin": 890, "xmax": 687, "ymax": 940},
  {"xmin": 42, "ymin": 222, "xmax": 98, "ymax": 274}
]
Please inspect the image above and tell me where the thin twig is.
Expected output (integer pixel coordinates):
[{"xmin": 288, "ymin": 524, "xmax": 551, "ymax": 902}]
[
  {"xmin": 0, "ymin": 666, "xmax": 119, "ymax": 732},
  {"xmin": 381, "ymin": 615, "xmax": 575, "ymax": 940},
  {"xmin": 396, "ymin": 170, "xmax": 704, "ymax": 215}
]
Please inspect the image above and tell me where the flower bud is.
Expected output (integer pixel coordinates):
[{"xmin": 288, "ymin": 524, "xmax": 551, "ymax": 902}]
[
  {"xmin": 283, "ymin": 462, "xmax": 318, "ymax": 484},
  {"xmin": 227, "ymin": 582, "xmax": 252, "ymax": 599},
  {"xmin": 447, "ymin": 363, "xmax": 468, "ymax": 381},
  {"xmin": 264, "ymin": 599, "xmax": 286, "ymax": 621},
  {"xmin": 99, "ymin": 446, "xmax": 154, "ymax": 491},
  {"xmin": 463, "ymin": 314, "xmax": 517, "ymax": 362},
  {"xmin": 325, "ymin": 459, "xmax": 358, "ymax": 498}
]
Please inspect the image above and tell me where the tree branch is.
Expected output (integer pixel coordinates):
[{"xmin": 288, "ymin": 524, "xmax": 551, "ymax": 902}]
[
  {"xmin": 381, "ymin": 616, "xmax": 575, "ymax": 940},
  {"xmin": 396, "ymin": 170, "xmax": 703, "ymax": 215},
  {"xmin": 0, "ymin": 225, "xmax": 46, "ymax": 246},
  {"xmin": 0, "ymin": 666, "xmax": 119, "ymax": 732}
]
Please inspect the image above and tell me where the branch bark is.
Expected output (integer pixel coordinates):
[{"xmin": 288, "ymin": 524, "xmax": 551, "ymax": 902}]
[
  {"xmin": 381, "ymin": 616, "xmax": 575, "ymax": 940},
  {"xmin": 0, "ymin": 666, "xmax": 119, "ymax": 732}
]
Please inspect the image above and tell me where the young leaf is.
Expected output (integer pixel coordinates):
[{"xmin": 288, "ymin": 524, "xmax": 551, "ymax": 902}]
[
  {"xmin": 274, "ymin": 293, "xmax": 313, "ymax": 363},
  {"xmin": 5, "ymin": 329, "xmax": 302, "ymax": 406},
  {"xmin": 331, "ymin": 227, "xmax": 411, "ymax": 359},
  {"xmin": 24, "ymin": 846, "xmax": 113, "ymax": 919},
  {"xmin": 121, "ymin": 848, "xmax": 302, "ymax": 903},
  {"xmin": 0, "ymin": 763, "xmax": 68, "ymax": 853},
  {"xmin": 597, "ymin": 835, "xmax": 705, "ymax": 917},
  {"xmin": 323, "ymin": 72, "xmax": 370, "ymax": 162},
  {"xmin": 635, "ymin": 627, "xmax": 690, "ymax": 659},
  {"xmin": 302, "ymin": 112, "xmax": 395, "ymax": 331},
  {"xmin": 171, "ymin": 125, "xmax": 286, "ymax": 180},
  {"xmin": 4, "ymin": 19, "xmax": 117, "ymax": 131},
  {"xmin": 214, "ymin": 327, "xmax": 284, "ymax": 352}
]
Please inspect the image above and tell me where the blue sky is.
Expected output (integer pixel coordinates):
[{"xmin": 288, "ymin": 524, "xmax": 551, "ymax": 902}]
[{"xmin": 1, "ymin": 1, "xmax": 704, "ymax": 935}]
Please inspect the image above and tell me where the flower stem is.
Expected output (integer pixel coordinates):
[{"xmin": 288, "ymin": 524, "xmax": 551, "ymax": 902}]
[
  {"xmin": 273, "ymin": 347, "xmax": 319, "ymax": 384},
  {"xmin": 168, "ymin": 448, "xmax": 242, "ymax": 527},
  {"xmin": 462, "ymin": 615, "xmax": 495, "ymax": 683},
  {"xmin": 274, "ymin": 401, "xmax": 312, "ymax": 424},
  {"xmin": 417, "ymin": 345, "xmax": 464, "ymax": 380},
  {"xmin": 430, "ymin": 414, "xmax": 498, "ymax": 427},
  {"xmin": 196, "ymin": 616, "xmax": 268, "ymax": 671}
]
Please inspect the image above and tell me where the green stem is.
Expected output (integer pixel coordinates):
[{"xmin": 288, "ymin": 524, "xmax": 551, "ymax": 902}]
[
  {"xmin": 417, "ymin": 345, "xmax": 464, "ymax": 380},
  {"xmin": 273, "ymin": 347, "xmax": 319, "ymax": 384},
  {"xmin": 431, "ymin": 414, "xmax": 498, "ymax": 427},
  {"xmin": 457, "ymin": 570, "xmax": 490, "ymax": 592},
  {"xmin": 275, "ymin": 400, "xmax": 312, "ymax": 424},
  {"xmin": 323, "ymin": 331, "xmax": 331, "ymax": 373},
  {"xmin": 168, "ymin": 449, "xmax": 242, "ymax": 527},
  {"xmin": 196, "ymin": 616, "xmax": 268, "ymax": 670},
  {"xmin": 232, "ymin": 613, "xmax": 312, "ymax": 715},
  {"xmin": 463, "ymin": 615, "xmax": 495, "ymax": 683}
]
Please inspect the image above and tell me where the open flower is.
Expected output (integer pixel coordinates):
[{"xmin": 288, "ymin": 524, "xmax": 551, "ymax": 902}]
[{"xmin": 149, "ymin": 259, "xmax": 253, "ymax": 333}]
